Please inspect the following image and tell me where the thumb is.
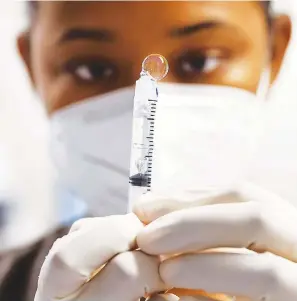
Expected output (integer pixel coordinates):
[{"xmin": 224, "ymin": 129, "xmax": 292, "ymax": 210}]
[
  {"xmin": 132, "ymin": 193, "xmax": 186, "ymax": 224},
  {"xmin": 133, "ymin": 191, "xmax": 241, "ymax": 224}
]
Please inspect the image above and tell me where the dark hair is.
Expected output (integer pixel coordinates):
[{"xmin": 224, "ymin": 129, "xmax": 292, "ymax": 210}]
[
  {"xmin": 263, "ymin": 1, "xmax": 273, "ymax": 28},
  {"xmin": 27, "ymin": 1, "xmax": 272, "ymax": 26},
  {"xmin": 27, "ymin": 0, "xmax": 37, "ymax": 20}
]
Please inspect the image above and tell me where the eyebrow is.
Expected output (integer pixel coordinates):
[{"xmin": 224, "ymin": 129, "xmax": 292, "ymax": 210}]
[
  {"xmin": 59, "ymin": 28, "xmax": 115, "ymax": 43},
  {"xmin": 58, "ymin": 21, "xmax": 223, "ymax": 44},
  {"xmin": 170, "ymin": 21, "xmax": 223, "ymax": 37}
]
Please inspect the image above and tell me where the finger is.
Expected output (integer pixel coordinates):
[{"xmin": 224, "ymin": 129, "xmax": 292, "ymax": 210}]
[
  {"xmin": 77, "ymin": 250, "xmax": 166, "ymax": 301},
  {"xmin": 168, "ymin": 289, "xmax": 234, "ymax": 301},
  {"xmin": 179, "ymin": 296, "xmax": 216, "ymax": 301},
  {"xmin": 69, "ymin": 218, "xmax": 94, "ymax": 233},
  {"xmin": 38, "ymin": 213, "xmax": 143, "ymax": 299},
  {"xmin": 137, "ymin": 201, "xmax": 297, "ymax": 262},
  {"xmin": 238, "ymin": 181, "xmax": 296, "ymax": 208},
  {"xmin": 160, "ymin": 252, "xmax": 297, "ymax": 301},
  {"xmin": 148, "ymin": 294, "xmax": 179, "ymax": 301},
  {"xmin": 133, "ymin": 183, "xmax": 295, "ymax": 225},
  {"xmin": 133, "ymin": 191, "xmax": 241, "ymax": 224},
  {"xmin": 149, "ymin": 293, "xmax": 247, "ymax": 301}
]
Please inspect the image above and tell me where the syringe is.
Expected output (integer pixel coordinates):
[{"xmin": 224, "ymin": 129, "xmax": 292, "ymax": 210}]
[
  {"xmin": 128, "ymin": 55, "xmax": 235, "ymax": 301},
  {"xmin": 128, "ymin": 54, "xmax": 169, "ymax": 205}
]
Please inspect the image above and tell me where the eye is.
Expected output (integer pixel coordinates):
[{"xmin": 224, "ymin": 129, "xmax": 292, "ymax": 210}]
[
  {"xmin": 64, "ymin": 59, "xmax": 117, "ymax": 84},
  {"xmin": 176, "ymin": 50, "xmax": 224, "ymax": 79}
]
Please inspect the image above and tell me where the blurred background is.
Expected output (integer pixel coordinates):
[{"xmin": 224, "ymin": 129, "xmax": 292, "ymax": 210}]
[
  {"xmin": 0, "ymin": 1, "xmax": 56, "ymax": 250},
  {"xmin": 0, "ymin": 0, "xmax": 297, "ymax": 249}
]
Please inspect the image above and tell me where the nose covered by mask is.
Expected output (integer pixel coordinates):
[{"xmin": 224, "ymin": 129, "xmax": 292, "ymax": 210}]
[{"xmin": 50, "ymin": 75, "xmax": 268, "ymax": 216}]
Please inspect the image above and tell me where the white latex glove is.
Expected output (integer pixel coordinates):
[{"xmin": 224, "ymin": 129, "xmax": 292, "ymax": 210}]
[
  {"xmin": 134, "ymin": 182, "xmax": 297, "ymax": 301},
  {"xmin": 34, "ymin": 213, "xmax": 166, "ymax": 301}
]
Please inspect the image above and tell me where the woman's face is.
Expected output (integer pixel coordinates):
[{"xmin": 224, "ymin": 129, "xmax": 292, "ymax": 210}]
[{"xmin": 19, "ymin": 1, "xmax": 291, "ymax": 114}]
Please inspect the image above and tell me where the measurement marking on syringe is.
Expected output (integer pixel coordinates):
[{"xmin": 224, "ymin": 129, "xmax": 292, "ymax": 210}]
[
  {"xmin": 129, "ymin": 74, "xmax": 160, "ymax": 193},
  {"xmin": 146, "ymin": 96, "xmax": 156, "ymax": 192}
]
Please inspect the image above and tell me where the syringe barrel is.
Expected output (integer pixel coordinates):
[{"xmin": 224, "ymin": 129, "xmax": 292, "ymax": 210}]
[{"xmin": 128, "ymin": 74, "xmax": 158, "ymax": 206}]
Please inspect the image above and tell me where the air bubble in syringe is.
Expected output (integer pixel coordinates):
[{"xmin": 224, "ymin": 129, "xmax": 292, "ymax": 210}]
[{"xmin": 142, "ymin": 54, "xmax": 169, "ymax": 81}]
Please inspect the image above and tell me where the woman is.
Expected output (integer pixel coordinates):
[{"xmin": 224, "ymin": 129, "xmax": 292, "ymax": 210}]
[{"xmin": 1, "ymin": 1, "xmax": 297, "ymax": 300}]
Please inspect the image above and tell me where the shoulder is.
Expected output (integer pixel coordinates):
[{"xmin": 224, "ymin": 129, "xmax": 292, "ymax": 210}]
[{"xmin": 0, "ymin": 226, "xmax": 70, "ymax": 301}]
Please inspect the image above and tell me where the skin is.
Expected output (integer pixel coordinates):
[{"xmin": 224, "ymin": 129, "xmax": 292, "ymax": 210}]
[{"xmin": 18, "ymin": 1, "xmax": 291, "ymax": 115}]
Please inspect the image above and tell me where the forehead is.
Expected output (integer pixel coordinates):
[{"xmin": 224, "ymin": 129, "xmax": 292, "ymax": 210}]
[{"xmin": 38, "ymin": 1, "xmax": 263, "ymax": 31}]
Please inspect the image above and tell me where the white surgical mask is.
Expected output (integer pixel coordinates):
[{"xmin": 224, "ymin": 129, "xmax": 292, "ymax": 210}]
[
  {"xmin": 50, "ymin": 70, "xmax": 270, "ymax": 216},
  {"xmin": 150, "ymin": 84, "xmax": 266, "ymax": 203},
  {"xmin": 50, "ymin": 88, "xmax": 134, "ymax": 216}
]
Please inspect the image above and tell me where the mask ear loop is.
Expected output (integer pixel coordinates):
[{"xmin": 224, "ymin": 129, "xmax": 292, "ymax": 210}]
[
  {"xmin": 256, "ymin": 24, "xmax": 274, "ymax": 100},
  {"xmin": 256, "ymin": 66, "xmax": 271, "ymax": 100},
  {"xmin": 251, "ymin": 33, "xmax": 273, "ymax": 159}
]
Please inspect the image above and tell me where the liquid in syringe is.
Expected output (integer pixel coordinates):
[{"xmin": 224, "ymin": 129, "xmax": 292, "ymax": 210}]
[{"xmin": 128, "ymin": 54, "xmax": 169, "ymax": 204}]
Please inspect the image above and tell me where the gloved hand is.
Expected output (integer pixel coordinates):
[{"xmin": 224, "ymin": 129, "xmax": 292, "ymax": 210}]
[
  {"xmin": 34, "ymin": 213, "xmax": 166, "ymax": 301},
  {"xmin": 134, "ymin": 182, "xmax": 297, "ymax": 301}
]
